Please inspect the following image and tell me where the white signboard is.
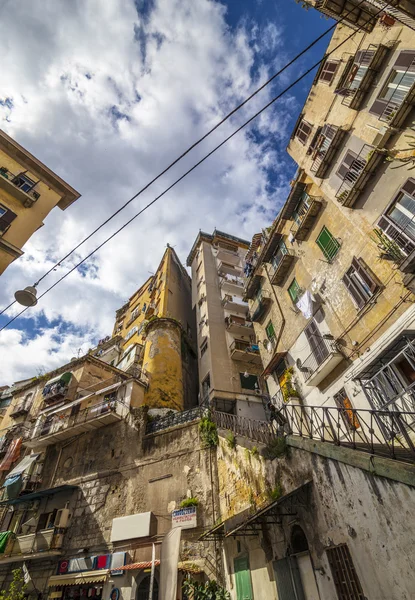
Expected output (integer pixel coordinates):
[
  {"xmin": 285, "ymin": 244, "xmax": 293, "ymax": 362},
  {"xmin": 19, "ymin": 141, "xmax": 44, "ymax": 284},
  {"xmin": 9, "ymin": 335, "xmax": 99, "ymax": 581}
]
[{"xmin": 172, "ymin": 506, "xmax": 197, "ymax": 529}]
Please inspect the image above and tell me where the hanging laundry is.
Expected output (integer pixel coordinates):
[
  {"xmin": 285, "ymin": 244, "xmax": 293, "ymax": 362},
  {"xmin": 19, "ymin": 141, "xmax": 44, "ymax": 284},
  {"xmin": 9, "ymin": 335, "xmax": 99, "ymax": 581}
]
[{"xmin": 296, "ymin": 290, "xmax": 313, "ymax": 320}]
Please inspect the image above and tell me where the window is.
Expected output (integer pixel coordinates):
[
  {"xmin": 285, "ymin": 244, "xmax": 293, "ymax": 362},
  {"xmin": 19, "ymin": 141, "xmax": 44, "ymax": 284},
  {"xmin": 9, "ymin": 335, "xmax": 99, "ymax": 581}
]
[
  {"xmin": 196, "ymin": 262, "xmax": 202, "ymax": 273},
  {"xmin": 0, "ymin": 397, "xmax": 11, "ymax": 409},
  {"xmin": 130, "ymin": 306, "xmax": 140, "ymax": 321},
  {"xmin": 239, "ymin": 373, "xmax": 259, "ymax": 391},
  {"xmin": 316, "ymin": 226, "xmax": 340, "ymax": 261},
  {"xmin": 319, "ymin": 59, "xmax": 338, "ymax": 84},
  {"xmin": 265, "ymin": 321, "xmax": 276, "ymax": 342},
  {"xmin": 295, "ymin": 119, "xmax": 313, "ymax": 145},
  {"xmin": 0, "ymin": 204, "xmax": 17, "ymax": 234},
  {"xmin": 288, "ymin": 279, "xmax": 301, "ymax": 303},
  {"xmin": 201, "ymin": 374, "xmax": 210, "ymax": 400},
  {"xmin": 326, "ymin": 544, "xmax": 365, "ymax": 600},
  {"xmin": 378, "ymin": 179, "xmax": 415, "ymax": 255},
  {"xmin": 370, "ymin": 51, "xmax": 415, "ymax": 118},
  {"xmin": 13, "ymin": 173, "xmax": 35, "ymax": 193},
  {"xmin": 200, "ymin": 340, "xmax": 208, "ymax": 357},
  {"xmin": 125, "ymin": 326, "xmax": 138, "ymax": 341},
  {"xmin": 342, "ymin": 257, "xmax": 380, "ymax": 309},
  {"xmin": 333, "ymin": 388, "xmax": 360, "ymax": 431}
]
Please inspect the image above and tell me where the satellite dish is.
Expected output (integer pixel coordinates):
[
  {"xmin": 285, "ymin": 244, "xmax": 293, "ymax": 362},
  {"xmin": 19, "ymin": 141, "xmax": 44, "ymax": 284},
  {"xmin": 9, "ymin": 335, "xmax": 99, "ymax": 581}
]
[
  {"xmin": 296, "ymin": 358, "xmax": 302, "ymax": 369},
  {"xmin": 14, "ymin": 286, "xmax": 38, "ymax": 307}
]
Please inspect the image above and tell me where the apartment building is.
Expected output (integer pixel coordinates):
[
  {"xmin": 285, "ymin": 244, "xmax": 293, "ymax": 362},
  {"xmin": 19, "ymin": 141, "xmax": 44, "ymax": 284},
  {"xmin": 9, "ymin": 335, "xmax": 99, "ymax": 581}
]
[
  {"xmin": 111, "ymin": 244, "xmax": 198, "ymax": 411},
  {"xmin": 0, "ymin": 129, "xmax": 80, "ymax": 275},
  {"xmin": 0, "ymin": 249, "xmax": 215, "ymax": 599},
  {"xmin": 187, "ymin": 230, "xmax": 266, "ymax": 420}
]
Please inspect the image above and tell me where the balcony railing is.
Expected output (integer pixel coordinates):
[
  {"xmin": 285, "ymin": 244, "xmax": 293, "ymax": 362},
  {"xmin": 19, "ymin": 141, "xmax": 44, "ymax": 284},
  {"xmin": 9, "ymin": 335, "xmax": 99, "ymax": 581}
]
[
  {"xmin": 10, "ymin": 403, "xmax": 30, "ymax": 419},
  {"xmin": 338, "ymin": 44, "xmax": 390, "ymax": 110},
  {"xmin": 219, "ymin": 275, "xmax": 245, "ymax": 292},
  {"xmin": 218, "ymin": 261, "xmax": 241, "ymax": 277},
  {"xmin": 335, "ymin": 144, "xmax": 385, "ymax": 208},
  {"xmin": 314, "ymin": 0, "xmax": 377, "ymax": 32},
  {"xmin": 377, "ymin": 214, "xmax": 415, "ymax": 273},
  {"xmin": 26, "ymin": 399, "xmax": 128, "ymax": 449},
  {"xmin": 249, "ymin": 293, "xmax": 271, "ymax": 324},
  {"xmin": 378, "ymin": 61, "xmax": 415, "ymax": 127},
  {"xmin": 0, "ymin": 528, "xmax": 65, "ymax": 561},
  {"xmin": 221, "ymin": 294, "xmax": 248, "ymax": 314},
  {"xmin": 215, "ymin": 247, "xmax": 240, "ymax": 265},
  {"xmin": 310, "ymin": 125, "xmax": 346, "ymax": 178},
  {"xmin": 213, "ymin": 411, "xmax": 274, "ymax": 445},
  {"xmin": 365, "ymin": 0, "xmax": 415, "ymax": 30},
  {"xmin": 225, "ymin": 316, "xmax": 254, "ymax": 336},
  {"xmin": 301, "ymin": 336, "xmax": 344, "ymax": 386},
  {"xmin": 213, "ymin": 405, "xmax": 415, "ymax": 464},
  {"xmin": 0, "ymin": 168, "xmax": 41, "ymax": 208},
  {"xmin": 290, "ymin": 196, "xmax": 322, "ymax": 241},
  {"xmin": 42, "ymin": 385, "xmax": 69, "ymax": 405},
  {"xmin": 269, "ymin": 244, "xmax": 296, "ymax": 287},
  {"xmin": 145, "ymin": 406, "xmax": 204, "ymax": 434},
  {"xmin": 229, "ymin": 340, "xmax": 261, "ymax": 364}
]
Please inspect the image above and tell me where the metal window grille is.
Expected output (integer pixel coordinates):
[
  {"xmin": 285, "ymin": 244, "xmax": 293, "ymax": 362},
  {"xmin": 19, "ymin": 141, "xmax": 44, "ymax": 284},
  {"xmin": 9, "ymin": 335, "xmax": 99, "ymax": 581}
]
[
  {"xmin": 326, "ymin": 544, "xmax": 365, "ymax": 600},
  {"xmin": 316, "ymin": 226, "xmax": 340, "ymax": 261}
]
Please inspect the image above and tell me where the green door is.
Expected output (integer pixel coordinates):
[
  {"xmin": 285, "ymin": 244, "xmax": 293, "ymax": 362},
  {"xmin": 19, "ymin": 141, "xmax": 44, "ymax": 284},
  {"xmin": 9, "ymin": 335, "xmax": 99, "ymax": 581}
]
[{"xmin": 234, "ymin": 555, "xmax": 253, "ymax": 600}]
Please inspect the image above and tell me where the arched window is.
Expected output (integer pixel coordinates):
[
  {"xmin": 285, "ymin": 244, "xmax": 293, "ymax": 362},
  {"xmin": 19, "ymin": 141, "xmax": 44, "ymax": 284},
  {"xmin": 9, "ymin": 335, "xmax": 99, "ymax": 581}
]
[
  {"xmin": 136, "ymin": 575, "xmax": 159, "ymax": 600},
  {"xmin": 291, "ymin": 525, "xmax": 309, "ymax": 554}
]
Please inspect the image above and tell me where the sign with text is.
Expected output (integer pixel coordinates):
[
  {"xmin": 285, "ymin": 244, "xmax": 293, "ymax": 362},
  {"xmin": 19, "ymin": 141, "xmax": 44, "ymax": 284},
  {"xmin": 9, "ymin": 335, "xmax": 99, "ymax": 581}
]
[{"xmin": 172, "ymin": 506, "xmax": 197, "ymax": 529}]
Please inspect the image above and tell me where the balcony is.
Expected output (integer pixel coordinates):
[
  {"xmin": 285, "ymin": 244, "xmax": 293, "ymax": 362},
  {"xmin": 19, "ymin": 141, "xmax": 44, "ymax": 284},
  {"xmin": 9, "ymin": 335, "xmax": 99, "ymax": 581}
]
[
  {"xmin": 229, "ymin": 340, "xmax": 262, "ymax": 365},
  {"xmin": 269, "ymin": 244, "xmax": 296, "ymax": 286},
  {"xmin": 0, "ymin": 167, "xmax": 41, "ymax": 208},
  {"xmin": 10, "ymin": 402, "xmax": 30, "ymax": 419},
  {"xmin": 336, "ymin": 145, "xmax": 386, "ymax": 208},
  {"xmin": 218, "ymin": 261, "xmax": 241, "ymax": 277},
  {"xmin": 42, "ymin": 372, "xmax": 72, "ymax": 405},
  {"xmin": 290, "ymin": 196, "xmax": 322, "ymax": 241},
  {"xmin": 0, "ymin": 528, "xmax": 65, "ymax": 564},
  {"xmin": 310, "ymin": 125, "xmax": 347, "ymax": 178},
  {"xmin": 225, "ymin": 315, "xmax": 254, "ymax": 337},
  {"xmin": 249, "ymin": 293, "xmax": 272, "ymax": 324},
  {"xmin": 216, "ymin": 247, "xmax": 240, "ymax": 265},
  {"xmin": 25, "ymin": 399, "xmax": 128, "ymax": 449},
  {"xmin": 219, "ymin": 275, "xmax": 245, "ymax": 295},
  {"xmin": 221, "ymin": 294, "xmax": 248, "ymax": 315},
  {"xmin": 314, "ymin": 0, "xmax": 377, "ymax": 32},
  {"xmin": 337, "ymin": 45, "xmax": 390, "ymax": 110},
  {"xmin": 300, "ymin": 336, "xmax": 344, "ymax": 386}
]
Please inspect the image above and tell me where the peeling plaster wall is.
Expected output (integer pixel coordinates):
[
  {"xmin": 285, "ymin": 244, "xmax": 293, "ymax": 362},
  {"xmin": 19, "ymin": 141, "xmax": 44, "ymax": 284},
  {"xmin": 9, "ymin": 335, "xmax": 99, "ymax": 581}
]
[{"xmin": 217, "ymin": 436, "xmax": 415, "ymax": 600}]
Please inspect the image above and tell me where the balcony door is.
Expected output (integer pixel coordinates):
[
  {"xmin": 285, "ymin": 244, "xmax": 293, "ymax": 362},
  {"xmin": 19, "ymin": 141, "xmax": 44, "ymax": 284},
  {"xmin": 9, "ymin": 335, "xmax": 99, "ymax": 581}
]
[{"xmin": 305, "ymin": 321, "xmax": 329, "ymax": 367}]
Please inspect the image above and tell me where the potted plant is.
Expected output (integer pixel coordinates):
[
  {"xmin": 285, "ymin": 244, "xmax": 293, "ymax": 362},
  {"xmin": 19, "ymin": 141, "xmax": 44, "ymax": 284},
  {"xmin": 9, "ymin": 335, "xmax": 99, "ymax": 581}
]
[{"xmin": 281, "ymin": 367, "xmax": 301, "ymax": 404}]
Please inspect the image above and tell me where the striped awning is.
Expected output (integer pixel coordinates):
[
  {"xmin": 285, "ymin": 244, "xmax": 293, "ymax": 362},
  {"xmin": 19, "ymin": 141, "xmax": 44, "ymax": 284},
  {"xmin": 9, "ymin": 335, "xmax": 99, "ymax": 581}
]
[
  {"xmin": 111, "ymin": 560, "xmax": 160, "ymax": 572},
  {"xmin": 48, "ymin": 570, "xmax": 109, "ymax": 587}
]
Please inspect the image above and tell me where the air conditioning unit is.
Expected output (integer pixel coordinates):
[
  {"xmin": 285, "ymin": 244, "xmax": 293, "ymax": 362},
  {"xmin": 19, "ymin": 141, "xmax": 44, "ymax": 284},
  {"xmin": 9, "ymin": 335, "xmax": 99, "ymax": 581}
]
[{"xmin": 54, "ymin": 508, "xmax": 71, "ymax": 529}]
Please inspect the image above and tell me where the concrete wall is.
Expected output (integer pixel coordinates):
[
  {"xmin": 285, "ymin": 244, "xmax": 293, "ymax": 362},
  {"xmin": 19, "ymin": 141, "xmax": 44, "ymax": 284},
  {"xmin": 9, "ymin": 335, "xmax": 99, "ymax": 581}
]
[{"xmin": 216, "ymin": 434, "xmax": 415, "ymax": 600}]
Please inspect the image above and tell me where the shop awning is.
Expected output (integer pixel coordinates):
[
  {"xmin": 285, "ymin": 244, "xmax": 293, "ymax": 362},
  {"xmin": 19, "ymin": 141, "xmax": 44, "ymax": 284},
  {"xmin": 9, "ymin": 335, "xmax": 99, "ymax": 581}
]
[
  {"xmin": 44, "ymin": 372, "xmax": 72, "ymax": 388},
  {"xmin": 0, "ymin": 484, "xmax": 77, "ymax": 505},
  {"xmin": 111, "ymin": 560, "xmax": 160, "ymax": 572},
  {"xmin": 4, "ymin": 453, "xmax": 40, "ymax": 480},
  {"xmin": 48, "ymin": 570, "xmax": 109, "ymax": 587}
]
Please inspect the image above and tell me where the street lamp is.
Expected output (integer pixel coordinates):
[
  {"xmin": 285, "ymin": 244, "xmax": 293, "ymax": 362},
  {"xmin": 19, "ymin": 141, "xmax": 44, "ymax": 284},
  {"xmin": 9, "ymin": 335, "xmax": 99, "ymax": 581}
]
[{"xmin": 14, "ymin": 286, "xmax": 38, "ymax": 307}]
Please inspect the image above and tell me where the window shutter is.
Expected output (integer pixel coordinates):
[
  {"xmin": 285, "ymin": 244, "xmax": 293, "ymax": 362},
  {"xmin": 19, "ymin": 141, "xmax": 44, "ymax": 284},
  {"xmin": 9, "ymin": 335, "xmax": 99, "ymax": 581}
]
[
  {"xmin": 320, "ymin": 60, "xmax": 338, "ymax": 83},
  {"xmin": 337, "ymin": 150, "xmax": 358, "ymax": 179},
  {"xmin": 343, "ymin": 269, "xmax": 365, "ymax": 309},
  {"xmin": 401, "ymin": 178, "xmax": 415, "ymax": 198},
  {"xmin": 393, "ymin": 50, "xmax": 415, "ymax": 73},
  {"xmin": 353, "ymin": 257, "xmax": 378, "ymax": 293},
  {"xmin": 0, "ymin": 208, "xmax": 17, "ymax": 233},
  {"xmin": 369, "ymin": 98, "xmax": 388, "ymax": 117}
]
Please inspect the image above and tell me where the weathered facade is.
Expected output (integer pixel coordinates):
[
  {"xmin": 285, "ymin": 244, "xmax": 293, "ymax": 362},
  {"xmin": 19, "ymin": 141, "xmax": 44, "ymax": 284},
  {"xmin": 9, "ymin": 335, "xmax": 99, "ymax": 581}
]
[{"xmin": 0, "ymin": 129, "xmax": 80, "ymax": 275}]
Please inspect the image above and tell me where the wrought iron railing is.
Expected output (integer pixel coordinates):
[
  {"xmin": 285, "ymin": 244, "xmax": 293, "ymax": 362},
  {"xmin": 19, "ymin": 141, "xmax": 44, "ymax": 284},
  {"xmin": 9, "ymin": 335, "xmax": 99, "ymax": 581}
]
[
  {"xmin": 379, "ymin": 59, "xmax": 415, "ymax": 123},
  {"xmin": 290, "ymin": 195, "xmax": 321, "ymax": 237},
  {"xmin": 340, "ymin": 47, "xmax": 376, "ymax": 107},
  {"xmin": 335, "ymin": 144, "xmax": 374, "ymax": 205},
  {"xmin": 377, "ymin": 213, "xmax": 415, "ymax": 261},
  {"xmin": 229, "ymin": 340, "xmax": 260, "ymax": 355},
  {"xmin": 280, "ymin": 403, "xmax": 415, "ymax": 462},
  {"xmin": 213, "ymin": 411, "xmax": 274, "ymax": 445},
  {"xmin": 214, "ymin": 404, "xmax": 415, "ymax": 463},
  {"xmin": 310, "ymin": 125, "xmax": 338, "ymax": 174},
  {"xmin": 146, "ymin": 406, "xmax": 204, "ymax": 434},
  {"xmin": 365, "ymin": 0, "xmax": 415, "ymax": 31}
]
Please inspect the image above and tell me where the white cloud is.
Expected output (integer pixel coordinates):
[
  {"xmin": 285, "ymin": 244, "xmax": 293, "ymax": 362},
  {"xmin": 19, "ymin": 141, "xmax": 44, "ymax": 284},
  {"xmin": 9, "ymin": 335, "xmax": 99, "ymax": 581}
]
[{"xmin": 0, "ymin": 0, "xmax": 295, "ymax": 384}]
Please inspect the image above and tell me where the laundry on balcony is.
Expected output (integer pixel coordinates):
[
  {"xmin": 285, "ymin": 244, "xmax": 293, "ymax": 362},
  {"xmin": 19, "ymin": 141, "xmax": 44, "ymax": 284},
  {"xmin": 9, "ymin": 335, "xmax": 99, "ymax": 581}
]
[
  {"xmin": 296, "ymin": 290, "xmax": 313, "ymax": 319},
  {"xmin": 42, "ymin": 372, "xmax": 72, "ymax": 403},
  {"xmin": 0, "ymin": 531, "xmax": 14, "ymax": 554},
  {"xmin": 0, "ymin": 438, "xmax": 22, "ymax": 471}
]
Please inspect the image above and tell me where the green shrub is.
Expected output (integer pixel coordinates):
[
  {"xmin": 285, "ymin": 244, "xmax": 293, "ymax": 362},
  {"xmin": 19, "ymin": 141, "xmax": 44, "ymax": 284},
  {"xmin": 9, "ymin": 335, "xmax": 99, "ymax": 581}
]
[
  {"xmin": 263, "ymin": 436, "xmax": 287, "ymax": 460},
  {"xmin": 226, "ymin": 431, "xmax": 236, "ymax": 449},
  {"xmin": 199, "ymin": 414, "xmax": 218, "ymax": 447},
  {"xmin": 180, "ymin": 497, "xmax": 199, "ymax": 508},
  {"xmin": 251, "ymin": 446, "xmax": 259, "ymax": 458},
  {"xmin": 0, "ymin": 568, "xmax": 26, "ymax": 600},
  {"xmin": 269, "ymin": 482, "xmax": 284, "ymax": 501},
  {"xmin": 182, "ymin": 578, "xmax": 230, "ymax": 599}
]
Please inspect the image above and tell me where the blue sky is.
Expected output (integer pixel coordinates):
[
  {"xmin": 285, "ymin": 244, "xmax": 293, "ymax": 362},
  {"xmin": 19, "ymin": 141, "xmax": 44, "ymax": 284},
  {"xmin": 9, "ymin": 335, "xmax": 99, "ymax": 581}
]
[{"xmin": 0, "ymin": 0, "xmax": 332, "ymax": 382}]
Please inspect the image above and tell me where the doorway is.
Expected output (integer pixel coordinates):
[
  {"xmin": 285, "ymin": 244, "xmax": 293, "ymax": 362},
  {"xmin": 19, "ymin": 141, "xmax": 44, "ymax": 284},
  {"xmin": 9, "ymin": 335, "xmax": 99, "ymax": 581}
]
[
  {"xmin": 234, "ymin": 555, "xmax": 253, "ymax": 600},
  {"xmin": 136, "ymin": 575, "xmax": 159, "ymax": 600}
]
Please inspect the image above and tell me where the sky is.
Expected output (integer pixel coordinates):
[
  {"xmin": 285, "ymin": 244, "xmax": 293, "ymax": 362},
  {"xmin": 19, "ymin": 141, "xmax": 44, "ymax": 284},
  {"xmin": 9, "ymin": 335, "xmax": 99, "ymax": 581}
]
[{"xmin": 0, "ymin": 0, "xmax": 332, "ymax": 384}]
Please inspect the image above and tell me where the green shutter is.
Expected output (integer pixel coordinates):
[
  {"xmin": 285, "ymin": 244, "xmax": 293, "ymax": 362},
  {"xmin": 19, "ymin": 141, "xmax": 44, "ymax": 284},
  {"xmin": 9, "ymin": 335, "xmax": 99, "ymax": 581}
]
[
  {"xmin": 288, "ymin": 279, "xmax": 300, "ymax": 303},
  {"xmin": 266, "ymin": 321, "xmax": 275, "ymax": 340},
  {"xmin": 316, "ymin": 226, "xmax": 340, "ymax": 261},
  {"xmin": 234, "ymin": 556, "xmax": 253, "ymax": 600}
]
